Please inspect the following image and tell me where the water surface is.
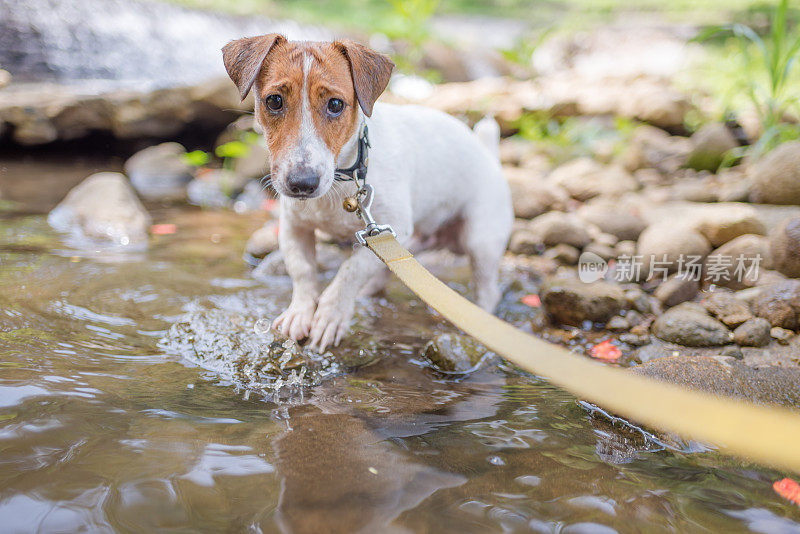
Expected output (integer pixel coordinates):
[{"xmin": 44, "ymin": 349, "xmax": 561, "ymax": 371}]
[{"xmin": 1, "ymin": 157, "xmax": 799, "ymax": 533}]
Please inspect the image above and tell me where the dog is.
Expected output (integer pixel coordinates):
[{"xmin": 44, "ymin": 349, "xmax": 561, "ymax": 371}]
[{"xmin": 222, "ymin": 34, "xmax": 513, "ymax": 351}]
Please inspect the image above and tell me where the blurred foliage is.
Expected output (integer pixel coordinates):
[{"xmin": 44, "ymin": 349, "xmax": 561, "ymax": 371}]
[
  {"xmin": 514, "ymin": 112, "xmax": 636, "ymax": 163},
  {"xmin": 691, "ymin": 0, "xmax": 800, "ymax": 158}
]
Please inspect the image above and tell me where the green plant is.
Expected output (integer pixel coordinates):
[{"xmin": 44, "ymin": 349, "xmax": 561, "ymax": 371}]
[
  {"xmin": 380, "ymin": 0, "xmax": 440, "ymax": 76},
  {"xmin": 500, "ymin": 31, "xmax": 551, "ymax": 70},
  {"xmin": 694, "ymin": 0, "xmax": 800, "ymax": 156}
]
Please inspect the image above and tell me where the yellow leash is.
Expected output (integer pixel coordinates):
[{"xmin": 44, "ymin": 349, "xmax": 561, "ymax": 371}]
[{"xmin": 364, "ymin": 232, "xmax": 800, "ymax": 473}]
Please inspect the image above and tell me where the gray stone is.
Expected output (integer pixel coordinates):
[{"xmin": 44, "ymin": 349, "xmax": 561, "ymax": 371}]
[
  {"xmin": 578, "ymin": 202, "xmax": 647, "ymax": 241},
  {"xmin": 187, "ymin": 169, "xmax": 250, "ymax": 208},
  {"xmin": 751, "ymin": 280, "xmax": 800, "ymax": 329},
  {"xmin": 123, "ymin": 142, "xmax": 193, "ymax": 200},
  {"xmin": 732, "ymin": 318, "xmax": 771, "ymax": 347},
  {"xmin": 706, "ymin": 234, "xmax": 772, "ymax": 290},
  {"xmin": 650, "ymin": 307, "xmax": 731, "ymax": 347},
  {"xmin": 528, "ymin": 211, "xmax": 593, "ymax": 248},
  {"xmin": 769, "ymin": 217, "xmax": 800, "ymax": 278},
  {"xmin": 637, "ymin": 223, "xmax": 711, "ymax": 273},
  {"xmin": 540, "ymin": 278, "xmax": 626, "ymax": 326},
  {"xmin": 543, "ymin": 244, "xmax": 580, "ymax": 265},
  {"xmin": 749, "ymin": 141, "xmax": 800, "ymax": 205},
  {"xmin": 692, "ymin": 204, "xmax": 765, "ymax": 248},
  {"xmin": 48, "ymin": 172, "xmax": 151, "ymax": 247},
  {"xmin": 422, "ymin": 333, "xmax": 488, "ymax": 373},
  {"xmin": 686, "ymin": 123, "xmax": 738, "ymax": 172},
  {"xmin": 701, "ymin": 291, "xmax": 753, "ymax": 328},
  {"xmin": 654, "ymin": 273, "xmax": 699, "ymax": 307},
  {"xmin": 504, "ymin": 166, "xmax": 568, "ymax": 219},
  {"xmin": 548, "ymin": 158, "xmax": 638, "ymax": 201}
]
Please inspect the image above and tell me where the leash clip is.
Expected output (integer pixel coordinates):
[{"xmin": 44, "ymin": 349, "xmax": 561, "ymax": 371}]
[{"xmin": 353, "ymin": 184, "xmax": 395, "ymax": 246}]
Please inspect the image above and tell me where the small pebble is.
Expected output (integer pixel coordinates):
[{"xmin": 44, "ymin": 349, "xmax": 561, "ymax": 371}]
[{"xmin": 771, "ymin": 327, "xmax": 795, "ymax": 345}]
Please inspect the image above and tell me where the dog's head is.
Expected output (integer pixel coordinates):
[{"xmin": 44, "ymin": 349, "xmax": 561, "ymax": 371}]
[{"xmin": 222, "ymin": 35, "xmax": 393, "ymax": 199}]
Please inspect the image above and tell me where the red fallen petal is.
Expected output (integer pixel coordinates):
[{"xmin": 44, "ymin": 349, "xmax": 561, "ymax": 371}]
[
  {"xmin": 590, "ymin": 339, "xmax": 621, "ymax": 361},
  {"xmin": 774, "ymin": 478, "xmax": 800, "ymax": 505},
  {"xmin": 150, "ymin": 223, "xmax": 177, "ymax": 235},
  {"xmin": 521, "ymin": 294, "xmax": 541, "ymax": 307}
]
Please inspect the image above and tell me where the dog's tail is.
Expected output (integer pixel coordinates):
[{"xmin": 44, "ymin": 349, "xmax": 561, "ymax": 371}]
[{"xmin": 473, "ymin": 115, "xmax": 500, "ymax": 159}]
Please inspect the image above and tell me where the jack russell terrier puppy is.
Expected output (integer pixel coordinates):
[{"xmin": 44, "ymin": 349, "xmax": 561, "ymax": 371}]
[{"xmin": 222, "ymin": 34, "xmax": 513, "ymax": 352}]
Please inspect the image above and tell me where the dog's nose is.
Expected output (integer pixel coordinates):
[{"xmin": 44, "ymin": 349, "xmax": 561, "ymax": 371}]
[{"xmin": 287, "ymin": 169, "xmax": 320, "ymax": 196}]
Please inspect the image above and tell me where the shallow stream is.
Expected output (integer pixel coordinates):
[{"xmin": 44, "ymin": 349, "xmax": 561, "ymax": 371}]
[{"xmin": 1, "ymin": 155, "xmax": 799, "ymax": 533}]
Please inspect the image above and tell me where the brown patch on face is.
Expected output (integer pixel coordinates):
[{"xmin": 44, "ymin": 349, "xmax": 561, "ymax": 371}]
[{"xmin": 254, "ymin": 42, "xmax": 358, "ymax": 163}]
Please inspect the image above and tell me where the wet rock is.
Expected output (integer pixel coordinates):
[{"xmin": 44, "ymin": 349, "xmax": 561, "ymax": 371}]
[
  {"xmin": 422, "ymin": 333, "xmax": 488, "ymax": 373},
  {"xmin": 187, "ymin": 169, "xmax": 250, "ymax": 208},
  {"xmin": 245, "ymin": 220, "xmax": 280, "ymax": 259},
  {"xmin": 123, "ymin": 142, "xmax": 194, "ymax": 201},
  {"xmin": 548, "ymin": 158, "xmax": 637, "ymax": 201},
  {"xmin": 630, "ymin": 355, "xmax": 800, "ymax": 407},
  {"xmin": 650, "ymin": 306, "xmax": 731, "ymax": 347},
  {"xmin": 771, "ymin": 327, "xmax": 795, "ymax": 345},
  {"xmin": 540, "ymin": 278, "xmax": 625, "ymax": 326},
  {"xmin": 528, "ymin": 211, "xmax": 592, "ymax": 248},
  {"xmin": 578, "ymin": 201, "xmax": 647, "ymax": 241},
  {"xmin": 692, "ymin": 204, "xmax": 765, "ymax": 248},
  {"xmin": 749, "ymin": 141, "xmax": 800, "ymax": 204},
  {"xmin": 504, "ymin": 166, "xmax": 568, "ymax": 219},
  {"xmin": 769, "ymin": 217, "xmax": 800, "ymax": 278},
  {"xmin": 732, "ymin": 318, "xmax": 771, "ymax": 347},
  {"xmin": 637, "ymin": 223, "xmax": 711, "ymax": 273},
  {"xmin": 543, "ymin": 244, "xmax": 580, "ymax": 265},
  {"xmin": 720, "ymin": 345, "xmax": 743, "ymax": 359},
  {"xmin": 48, "ymin": 172, "xmax": 151, "ymax": 247},
  {"xmin": 686, "ymin": 123, "xmax": 738, "ymax": 172},
  {"xmin": 751, "ymin": 280, "xmax": 800, "ymax": 329},
  {"xmin": 705, "ymin": 234, "xmax": 772, "ymax": 290},
  {"xmin": 702, "ymin": 291, "xmax": 752, "ymax": 328}
]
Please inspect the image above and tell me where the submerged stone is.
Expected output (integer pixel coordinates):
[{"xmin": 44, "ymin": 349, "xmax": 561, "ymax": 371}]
[{"xmin": 422, "ymin": 333, "xmax": 488, "ymax": 373}]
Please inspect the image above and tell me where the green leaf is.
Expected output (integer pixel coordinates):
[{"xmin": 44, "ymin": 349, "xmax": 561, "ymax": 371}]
[
  {"xmin": 215, "ymin": 140, "xmax": 251, "ymax": 159},
  {"xmin": 182, "ymin": 150, "xmax": 210, "ymax": 167}
]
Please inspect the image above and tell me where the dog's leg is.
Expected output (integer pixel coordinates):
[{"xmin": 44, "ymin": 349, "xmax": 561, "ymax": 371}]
[
  {"xmin": 461, "ymin": 209, "xmax": 510, "ymax": 312},
  {"xmin": 308, "ymin": 246, "xmax": 387, "ymax": 351},
  {"xmin": 272, "ymin": 221, "xmax": 319, "ymax": 341}
]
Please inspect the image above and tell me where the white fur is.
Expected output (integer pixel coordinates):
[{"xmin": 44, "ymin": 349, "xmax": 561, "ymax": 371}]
[{"xmin": 271, "ymin": 101, "xmax": 513, "ymax": 351}]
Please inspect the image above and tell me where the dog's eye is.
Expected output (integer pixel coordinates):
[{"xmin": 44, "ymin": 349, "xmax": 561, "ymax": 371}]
[
  {"xmin": 265, "ymin": 94, "xmax": 283, "ymax": 112},
  {"xmin": 327, "ymin": 98, "xmax": 344, "ymax": 116}
]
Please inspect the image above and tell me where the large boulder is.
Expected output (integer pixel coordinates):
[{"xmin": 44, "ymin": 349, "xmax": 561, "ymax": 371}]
[
  {"xmin": 527, "ymin": 211, "xmax": 593, "ymax": 248},
  {"xmin": 637, "ymin": 222, "xmax": 712, "ymax": 274},
  {"xmin": 650, "ymin": 305, "xmax": 732, "ymax": 347},
  {"xmin": 123, "ymin": 142, "xmax": 194, "ymax": 200},
  {"xmin": 48, "ymin": 172, "xmax": 151, "ymax": 247},
  {"xmin": 540, "ymin": 278, "xmax": 626, "ymax": 326},
  {"xmin": 504, "ymin": 167, "xmax": 568, "ymax": 219},
  {"xmin": 686, "ymin": 123, "xmax": 738, "ymax": 172},
  {"xmin": 749, "ymin": 141, "xmax": 800, "ymax": 204},
  {"xmin": 769, "ymin": 217, "xmax": 800, "ymax": 278},
  {"xmin": 548, "ymin": 158, "xmax": 638, "ymax": 201}
]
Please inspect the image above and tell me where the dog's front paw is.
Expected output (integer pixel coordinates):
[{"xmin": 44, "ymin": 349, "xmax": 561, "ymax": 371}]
[
  {"xmin": 308, "ymin": 300, "xmax": 353, "ymax": 352},
  {"xmin": 272, "ymin": 302, "xmax": 316, "ymax": 341}
]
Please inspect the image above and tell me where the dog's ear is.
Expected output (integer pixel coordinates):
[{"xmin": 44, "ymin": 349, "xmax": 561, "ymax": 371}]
[
  {"xmin": 222, "ymin": 34, "xmax": 286, "ymax": 101},
  {"xmin": 334, "ymin": 40, "xmax": 394, "ymax": 117}
]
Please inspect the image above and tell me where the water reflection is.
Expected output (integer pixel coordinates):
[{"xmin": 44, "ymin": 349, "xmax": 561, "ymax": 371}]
[{"xmin": 1, "ymin": 159, "xmax": 799, "ymax": 532}]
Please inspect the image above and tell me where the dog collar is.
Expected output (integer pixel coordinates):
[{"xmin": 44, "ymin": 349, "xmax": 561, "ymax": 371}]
[{"xmin": 334, "ymin": 123, "xmax": 370, "ymax": 188}]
